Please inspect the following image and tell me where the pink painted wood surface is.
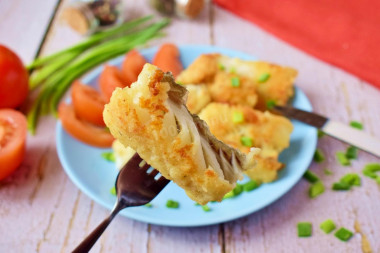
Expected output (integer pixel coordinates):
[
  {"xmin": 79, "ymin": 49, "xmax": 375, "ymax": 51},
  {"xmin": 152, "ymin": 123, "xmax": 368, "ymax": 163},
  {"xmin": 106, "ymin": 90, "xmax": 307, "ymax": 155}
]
[{"xmin": 0, "ymin": 1, "xmax": 379, "ymax": 253}]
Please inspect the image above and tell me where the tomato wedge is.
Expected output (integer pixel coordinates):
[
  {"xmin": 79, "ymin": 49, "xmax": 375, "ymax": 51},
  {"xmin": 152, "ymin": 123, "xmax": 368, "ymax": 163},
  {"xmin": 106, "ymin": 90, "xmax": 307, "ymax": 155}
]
[
  {"xmin": 121, "ymin": 49, "xmax": 146, "ymax": 85},
  {"xmin": 0, "ymin": 109, "xmax": 27, "ymax": 180},
  {"xmin": 99, "ymin": 65, "xmax": 127, "ymax": 101},
  {"xmin": 58, "ymin": 103, "xmax": 114, "ymax": 148},
  {"xmin": 152, "ymin": 43, "xmax": 183, "ymax": 78},
  {"xmin": 71, "ymin": 80, "xmax": 106, "ymax": 127}
]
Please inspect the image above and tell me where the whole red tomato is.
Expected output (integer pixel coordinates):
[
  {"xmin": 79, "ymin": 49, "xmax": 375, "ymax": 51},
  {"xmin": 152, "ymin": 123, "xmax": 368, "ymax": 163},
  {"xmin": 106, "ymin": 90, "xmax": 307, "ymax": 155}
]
[{"xmin": 0, "ymin": 45, "xmax": 29, "ymax": 109}]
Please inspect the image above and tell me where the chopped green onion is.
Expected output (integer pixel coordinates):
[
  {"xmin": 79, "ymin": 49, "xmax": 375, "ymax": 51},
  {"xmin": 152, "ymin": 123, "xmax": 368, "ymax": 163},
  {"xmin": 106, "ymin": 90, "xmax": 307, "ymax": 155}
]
[
  {"xmin": 309, "ymin": 181, "xmax": 325, "ymax": 198},
  {"xmin": 230, "ymin": 67, "xmax": 236, "ymax": 73},
  {"xmin": 240, "ymin": 136, "xmax": 253, "ymax": 147},
  {"xmin": 297, "ymin": 222, "xmax": 312, "ymax": 237},
  {"xmin": 243, "ymin": 180, "xmax": 260, "ymax": 192},
  {"xmin": 233, "ymin": 184, "xmax": 244, "ymax": 196},
  {"xmin": 334, "ymin": 227, "xmax": 353, "ymax": 241},
  {"xmin": 340, "ymin": 173, "xmax": 361, "ymax": 186},
  {"xmin": 231, "ymin": 77, "xmax": 240, "ymax": 87},
  {"xmin": 324, "ymin": 169, "xmax": 333, "ymax": 175},
  {"xmin": 362, "ymin": 163, "xmax": 380, "ymax": 179},
  {"xmin": 232, "ymin": 111, "xmax": 244, "ymax": 123},
  {"xmin": 303, "ymin": 170, "xmax": 319, "ymax": 183},
  {"xmin": 320, "ymin": 219, "xmax": 336, "ymax": 234},
  {"xmin": 110, "ymin": 186, "xmax": 116, "ymax": 196},
  {"xmin": 336, "ymin": 152, "xmax": 350, "ymax": 166},
  {"xmin": 375, "ymin": 177, "xmax": 380, "ymax": 185},
  {"xmin": 145, "ymin": 203, "xmax": 153, "ymax": 208},
  {"xmin": 313, "ymin": 149, "xmax": 325, "ymax": 163},
  {"xmin": 102, "ymin": 152, "xmax": 115, "ymax": 162},
  {"xmin": 202, "ymin": 205, "xmax": 211, "ymax": 212},
  {"xmin": 332, "ymin": 181, "xmax": 351, "ymax": 191},
  {"xmin": 345, "ymin": 146, "xmax": 358, "ymax": 160},
  {"xmin": 223, "ymin": 190, "xmax": 235, "ymax": 199},
  {"xmin": 350, "ymin": 121, "xmax": 363, "ymax": 130},
  {"xmin": 266, "ymin": 100, "xmax": 276, "ymax": 110},
  {"xmin": 166, "ymin": 200, "xmax": 179, "ymax": 209},
  {"xmin": 317, "ymin": 130, "xmax": 325, "ymax": 138},
  {"xmin": 218, "ymin": 63, "xmax": 225, "ymax": 70},
  {"xmin": 258, "ymin": 73, "xmax": 270, "ymax": 83}
]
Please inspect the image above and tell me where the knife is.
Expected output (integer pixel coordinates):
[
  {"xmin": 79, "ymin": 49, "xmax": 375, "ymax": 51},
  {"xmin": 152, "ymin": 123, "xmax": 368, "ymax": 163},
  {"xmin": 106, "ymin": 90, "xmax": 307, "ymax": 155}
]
[{"xmin": 273, "ymin": 105, "xmax": 380, "ymax": 158}]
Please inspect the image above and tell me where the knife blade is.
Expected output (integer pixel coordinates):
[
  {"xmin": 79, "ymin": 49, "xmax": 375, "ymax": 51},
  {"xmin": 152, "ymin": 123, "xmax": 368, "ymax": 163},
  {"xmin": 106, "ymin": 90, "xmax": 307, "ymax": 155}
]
[{"xmin": 273, "ymin": 105, "xmax": 380, "ymax": 158}]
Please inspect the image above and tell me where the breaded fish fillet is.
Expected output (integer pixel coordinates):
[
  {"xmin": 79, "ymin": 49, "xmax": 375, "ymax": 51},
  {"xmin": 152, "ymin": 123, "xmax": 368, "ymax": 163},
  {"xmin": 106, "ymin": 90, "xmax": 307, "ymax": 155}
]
[
  {"xmin": 176, "ymin": 54, "xmax": 297, "ymax": 110},
  {"xmin": 104, "ymin": 64, "xmax": 259, "ymax": 205},
  {"xmin": 184, "ymin": 84, "xmax": 211, "ymax": 114},
  {"xmin": 199, "ymin": 103, "xmax": 293, "ymax": 183}
]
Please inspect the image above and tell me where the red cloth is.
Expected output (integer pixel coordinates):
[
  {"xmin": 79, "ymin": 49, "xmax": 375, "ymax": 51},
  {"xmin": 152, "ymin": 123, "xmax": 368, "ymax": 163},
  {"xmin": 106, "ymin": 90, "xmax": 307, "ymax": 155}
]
[{"xmin": 214, "ymin": 0, "xmax": 380, "ymax": 89}]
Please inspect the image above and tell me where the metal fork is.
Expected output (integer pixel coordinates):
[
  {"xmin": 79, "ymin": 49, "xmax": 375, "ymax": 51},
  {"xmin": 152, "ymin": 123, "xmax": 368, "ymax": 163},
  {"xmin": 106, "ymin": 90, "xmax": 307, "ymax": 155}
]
[{"xmin": 72, "ymin": 153, "xmax": 170, "ymax": 253}]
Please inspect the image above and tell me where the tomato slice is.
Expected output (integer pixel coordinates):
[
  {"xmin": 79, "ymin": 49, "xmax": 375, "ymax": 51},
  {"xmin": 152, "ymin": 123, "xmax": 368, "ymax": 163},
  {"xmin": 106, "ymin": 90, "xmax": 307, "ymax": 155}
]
[
  {"xmin": 0, "ymin": 109, "xmax": 27, "ymax": 180},
  {"xmin": 121, "ymin": 50, "xmax": 147, "ymax": 85},
  {"xmin": 152, "ymin": 43, "xmax": 183, "ymax": 78},
  {"xmin": 59, "ymin": 103, "xmax": 114, "ymax": 148},
  {"xmin": 71, "ymin": 80, "xmax": 106, "ymax": 127},
  {"xmin": 99, "ymin": 65, "xmax": 127, "ymax": 101}
]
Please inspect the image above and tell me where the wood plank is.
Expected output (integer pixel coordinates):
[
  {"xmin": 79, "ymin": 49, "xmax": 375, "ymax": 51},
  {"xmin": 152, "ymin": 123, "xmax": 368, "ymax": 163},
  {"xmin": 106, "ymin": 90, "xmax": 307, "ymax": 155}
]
[
  {"xmin": 212, "ymin": 5, "xmax": 380, "ymax": 253},
  {"xmin": 0, "ymin": 0, "xmax": 60, "ymax": 63}
]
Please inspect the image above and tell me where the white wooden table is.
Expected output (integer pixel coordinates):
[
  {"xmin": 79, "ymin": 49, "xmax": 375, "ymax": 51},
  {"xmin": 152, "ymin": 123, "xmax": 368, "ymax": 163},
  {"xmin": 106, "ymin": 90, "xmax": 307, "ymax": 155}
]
[{"xmin": 1, "ymin": 1, "xmax": 379, "ymax": 252}]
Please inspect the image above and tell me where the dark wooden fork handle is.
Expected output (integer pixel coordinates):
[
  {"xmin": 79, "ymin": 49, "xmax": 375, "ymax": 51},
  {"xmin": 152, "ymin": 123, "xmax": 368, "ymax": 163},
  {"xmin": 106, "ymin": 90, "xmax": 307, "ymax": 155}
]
[{"xmin": 72, "ymin": 199, "xmax": 128, "ymax": 253}]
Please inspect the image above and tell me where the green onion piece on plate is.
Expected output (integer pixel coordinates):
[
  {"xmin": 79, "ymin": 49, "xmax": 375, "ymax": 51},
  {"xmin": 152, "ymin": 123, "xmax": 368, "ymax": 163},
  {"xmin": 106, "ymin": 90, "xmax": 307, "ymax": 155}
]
[
  {"xmin": 350, "ymin": 121, "xmax": 363, "ymax": 130},
  {"xmin": 309, "ymin": 181, "xmax": 325, "ymax": 198},
  {"xmin": 334, "ymin": 227, "xmax": 353, "ymax": 241},
  {"xmin": 231, "ymin": 77, "xmax": 240, "ymax": 87},
  {"xmin": 102, "ymin": 152, "xmax": 115, "ymax": 162},
  {"xmin": 145, "ymin": 203, "xmax": 153, "ymax": 208},
  {"xmin": 166, "ymin": 200, "xmax": 179, "ymax": 209},
  {"xmin": 297, "ymin": 222, "xmax": 312, "ymax": 237},
  {"xmin": 240, "ymin": 136, "xmax": 253, "ymax": 147},
  {"xmin": 218, "ymin": 63, "xmax": 225, "ymax": 70},
  {"xmin": 233, "ymin": 184, "xmax": 244, "ymax": 196},
  {"xmin": 320, "ymin": 219, "xmax": 336, "ymax": 234},
  {"xmin": 243, "ymin": 180, "xmax": 259, "ymax": 192},
  {"xmin": 266, "ymin": 100, "xmax": 276, "ymax": 110},
  {"xmin": 232, "ymin": 111, "xmax": 244, "ymax": 123},
  {"xmin": 223, "ymin": 190, "xmax": 235, "ymax": 200},
  {"xmin": 336, "ymin": 152, "xmax": 350, "ymax": 166},
  {"xmin": 202, "ymin": 205, "xmax": 211, "ymax": 212},
  {"xmin": 110, "ymin": 186, "xmax": 116, "ymax": 196},
  {"xmin": 258, "ymin": 73, "xmax": 270, "ymax": 83}
]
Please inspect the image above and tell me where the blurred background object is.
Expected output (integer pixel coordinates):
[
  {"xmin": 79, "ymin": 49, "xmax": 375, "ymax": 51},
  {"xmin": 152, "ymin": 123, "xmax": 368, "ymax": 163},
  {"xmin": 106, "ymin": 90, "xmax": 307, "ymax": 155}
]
[
  {"xmin": 149, "ymin": 0, "xmax": 205, "ymax": 19},
  {"xmin": 61, "ymin": 0, "xmax": 123, "ymax": 34}
]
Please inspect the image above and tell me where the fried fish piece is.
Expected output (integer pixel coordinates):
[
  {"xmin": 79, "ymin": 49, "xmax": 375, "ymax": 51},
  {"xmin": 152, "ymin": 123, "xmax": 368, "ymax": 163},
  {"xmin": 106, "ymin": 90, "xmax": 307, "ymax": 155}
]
[
  {"xmin": 199, "ymin": 102, "xmax": 293, "ymax": 183},
  {"xmin": 103, "ymin": 64, "xmax": 259, "ymax": 205},
  {"xmin": 184, "ymin": 84, "xmax": 211, "ymax": 114},
  {"xmin": 176, "ymin": 54, "xmax": 297, "ymax": 110}
]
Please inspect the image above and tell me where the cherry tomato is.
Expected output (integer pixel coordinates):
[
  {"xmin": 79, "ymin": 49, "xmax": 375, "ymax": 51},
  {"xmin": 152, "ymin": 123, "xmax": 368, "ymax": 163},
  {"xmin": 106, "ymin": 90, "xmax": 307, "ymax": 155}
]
[
  {"xmin": 58, "ymin": 103, "xmax": 114, "ymax": 148},
  {"xmin": 71, "ymin": 80, "xmax": 106, "ymax": 127},
  {"xmin": 121, "ymin": 50, "xmax": 146, "ymax": 84},
  {"xmin": 152, "ymin": 43, "xmax": 183, "ymax": 78},
  {"xmin": 0, "ymin": 109, "xmax": 27, "ymax": 180},
  {"xmin": 0, "ymin": 45, "xmax": 29, "ymax": 109},
  {"xmin": 99, "ymin": 65, "xmax": 127, "ymax": 101}
]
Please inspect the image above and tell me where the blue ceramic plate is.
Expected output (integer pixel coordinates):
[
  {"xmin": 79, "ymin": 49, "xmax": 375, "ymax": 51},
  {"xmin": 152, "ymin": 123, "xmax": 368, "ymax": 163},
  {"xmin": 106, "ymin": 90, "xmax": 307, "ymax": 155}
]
[{"xmin": 56, "ymin": 45, "xmax": 317, "ymax": 227}]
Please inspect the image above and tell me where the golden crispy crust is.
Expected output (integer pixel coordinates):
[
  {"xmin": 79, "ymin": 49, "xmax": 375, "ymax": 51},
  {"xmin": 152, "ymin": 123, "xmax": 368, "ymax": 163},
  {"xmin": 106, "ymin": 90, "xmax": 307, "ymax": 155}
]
[
  {"xmin": 199, "ymin": 103, "xmax": 293, "ymax": 183},
  {"xmin": 176, "ymin": 54, "xmax": 297, "ymax": 110},
  {"xmin": 104, "ymin": 64, "xmax": 259, "ymax": 205}
]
